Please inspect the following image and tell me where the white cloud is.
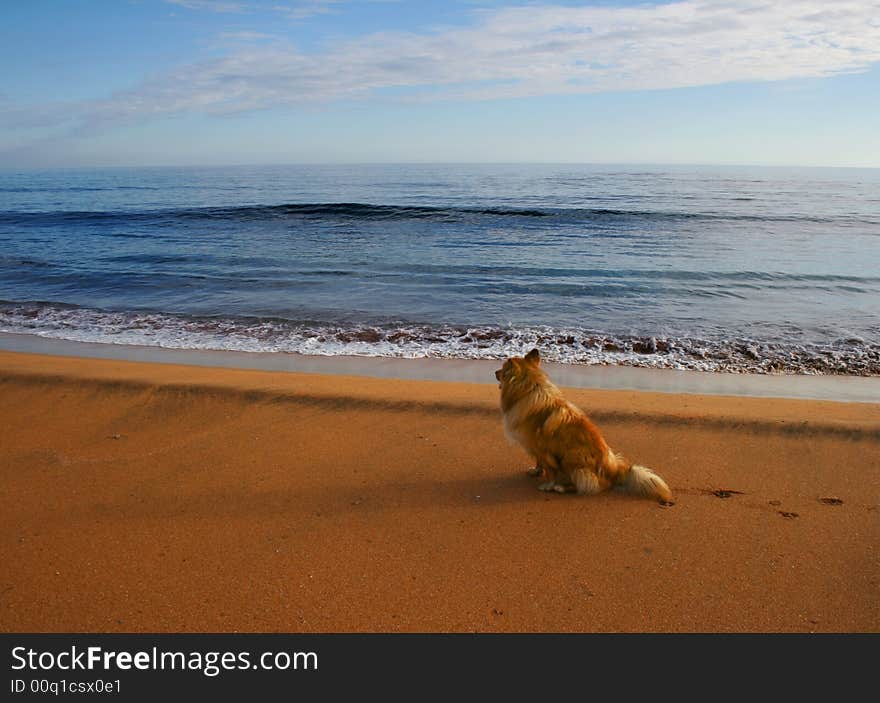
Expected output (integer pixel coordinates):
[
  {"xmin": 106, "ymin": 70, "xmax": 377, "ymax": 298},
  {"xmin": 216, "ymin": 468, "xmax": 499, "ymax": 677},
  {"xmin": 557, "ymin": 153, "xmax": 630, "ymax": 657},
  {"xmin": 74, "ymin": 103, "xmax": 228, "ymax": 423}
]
[
  {"xmin": 164, "ymin": 0, "xmax": 347, "ymax": 18},
  {"xmin": 215, "ymin": 30, "xmax": 278, "ymax": 40},
  {"xmin": 273, "ymin": 1, "xmax": 345, "ymax": 21},
  {"xmin": 163, "ymin": 0, "xmax": 248, "ymax": 12},
  {"xmin": 7, "ymin": 1, "xmax": 880, "ymax": 132}
]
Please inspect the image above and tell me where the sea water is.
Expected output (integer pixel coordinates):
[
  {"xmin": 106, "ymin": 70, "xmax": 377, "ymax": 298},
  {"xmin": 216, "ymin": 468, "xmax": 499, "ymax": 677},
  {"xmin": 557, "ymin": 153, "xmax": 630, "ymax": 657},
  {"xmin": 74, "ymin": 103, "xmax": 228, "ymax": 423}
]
[{"xmin": 1, "ymin": 163, "xmax": 878, "ymax": 375}]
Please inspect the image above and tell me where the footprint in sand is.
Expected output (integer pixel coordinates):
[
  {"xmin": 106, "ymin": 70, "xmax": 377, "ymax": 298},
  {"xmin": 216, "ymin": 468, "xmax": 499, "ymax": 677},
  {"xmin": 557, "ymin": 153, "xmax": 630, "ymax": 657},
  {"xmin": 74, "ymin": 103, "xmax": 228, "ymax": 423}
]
[
  {"xmin": 818, "ymin": 497, "xmax": 844, "ymax": 506},
  {"xmin": 778, "ymin": 511, "xmax": 799, "ymax": 519},
  {"xmin": 710, "ymin": 489, "xmax": 744, "ymax": 499}
]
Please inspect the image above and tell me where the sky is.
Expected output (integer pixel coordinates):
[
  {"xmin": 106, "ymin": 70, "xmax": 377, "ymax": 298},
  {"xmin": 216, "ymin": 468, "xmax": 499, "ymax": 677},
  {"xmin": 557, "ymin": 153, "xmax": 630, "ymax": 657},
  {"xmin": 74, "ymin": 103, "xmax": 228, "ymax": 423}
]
[{"xmin": 2, "ymin": 0, "xmax": 880, "ymax": 168}]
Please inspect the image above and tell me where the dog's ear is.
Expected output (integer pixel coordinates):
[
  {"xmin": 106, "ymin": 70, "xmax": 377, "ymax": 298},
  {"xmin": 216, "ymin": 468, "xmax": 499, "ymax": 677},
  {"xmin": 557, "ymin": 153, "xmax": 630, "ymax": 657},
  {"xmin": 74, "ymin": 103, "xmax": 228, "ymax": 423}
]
[{"xmin": 524, "ymin": 348, "xmax": 541, "ymax": 365}]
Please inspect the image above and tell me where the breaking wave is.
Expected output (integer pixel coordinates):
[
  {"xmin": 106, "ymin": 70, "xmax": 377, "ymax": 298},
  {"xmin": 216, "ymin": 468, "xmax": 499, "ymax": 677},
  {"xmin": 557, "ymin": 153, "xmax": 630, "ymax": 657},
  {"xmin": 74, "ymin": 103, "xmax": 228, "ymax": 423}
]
[{"xmin": 2, "ymin": 301, "xmax": 877, "ymax": 376}]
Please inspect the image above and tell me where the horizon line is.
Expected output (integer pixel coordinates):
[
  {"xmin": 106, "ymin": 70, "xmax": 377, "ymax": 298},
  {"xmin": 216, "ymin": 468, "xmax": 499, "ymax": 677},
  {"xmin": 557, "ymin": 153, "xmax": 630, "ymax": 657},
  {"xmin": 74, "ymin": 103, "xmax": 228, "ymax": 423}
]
[{"xmin": 2, "ymin": 160, "xmax": 879, "ymax": 172}]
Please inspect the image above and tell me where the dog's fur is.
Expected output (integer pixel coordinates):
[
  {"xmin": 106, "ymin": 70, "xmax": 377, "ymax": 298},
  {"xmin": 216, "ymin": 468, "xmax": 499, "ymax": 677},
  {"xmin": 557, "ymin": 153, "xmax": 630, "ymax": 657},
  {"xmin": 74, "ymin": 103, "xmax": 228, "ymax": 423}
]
[{"xmin": 496, "ymin": 349, "xmax": 672, "ymax": 503}]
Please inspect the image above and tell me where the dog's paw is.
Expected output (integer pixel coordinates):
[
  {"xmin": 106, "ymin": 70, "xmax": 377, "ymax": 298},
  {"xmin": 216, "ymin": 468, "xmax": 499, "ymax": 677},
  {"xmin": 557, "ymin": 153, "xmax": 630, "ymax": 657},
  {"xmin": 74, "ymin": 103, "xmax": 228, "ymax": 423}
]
[
  {"xmin": 527, "ymin": 466, "xmax": 542, "ymax": 477},
  {"xmin": 553, "ymin": 484, "xmax": 568, "ymax": 494},
  {"xmin": 538, "ymin": 481, "xmax": 556, "ymax": 492}
]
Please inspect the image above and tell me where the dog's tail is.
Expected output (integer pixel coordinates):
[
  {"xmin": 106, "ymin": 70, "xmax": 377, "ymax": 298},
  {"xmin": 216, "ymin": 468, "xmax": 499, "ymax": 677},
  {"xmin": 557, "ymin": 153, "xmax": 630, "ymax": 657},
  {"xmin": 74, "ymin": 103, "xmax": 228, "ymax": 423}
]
[{"xmin": 607, "ymin": 451, "xmax": 673, "ymax": 504}]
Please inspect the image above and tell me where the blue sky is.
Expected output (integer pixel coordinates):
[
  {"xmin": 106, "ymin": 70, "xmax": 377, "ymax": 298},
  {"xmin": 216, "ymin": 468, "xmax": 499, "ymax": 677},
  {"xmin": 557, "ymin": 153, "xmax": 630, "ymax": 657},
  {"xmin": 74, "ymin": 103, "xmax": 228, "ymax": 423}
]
[{"xmin": 2, "ymin": 0, "xmax": 880, "ymax": 168}]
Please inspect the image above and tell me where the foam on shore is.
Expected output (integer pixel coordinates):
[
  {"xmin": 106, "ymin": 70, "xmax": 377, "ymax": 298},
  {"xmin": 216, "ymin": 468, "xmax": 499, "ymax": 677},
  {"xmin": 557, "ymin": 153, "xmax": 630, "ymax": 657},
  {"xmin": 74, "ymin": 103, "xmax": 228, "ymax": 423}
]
[{"xmin": 1, "ymin": 331, "xmax": 878, "ymax": 403}]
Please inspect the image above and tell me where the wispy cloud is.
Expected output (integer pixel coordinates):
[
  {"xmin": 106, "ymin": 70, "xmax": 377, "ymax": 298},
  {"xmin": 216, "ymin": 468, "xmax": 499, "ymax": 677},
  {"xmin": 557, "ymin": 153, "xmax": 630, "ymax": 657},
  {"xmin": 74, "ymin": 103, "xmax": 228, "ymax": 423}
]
[
  {"xmin": 272, "ymin": 1, "xmax": 345, "ymax": 21},
  {"xmin": 165, "ymin": 0, "xmax": 349, "ymax": 18},
  {"xmin": 6, "ymin": 1, "xmax": 880, "ymax": 135},
  {"xmin": 215, "ymin": 30, "xmax": 278, "ymax": 41},
  {"xmin": 163, "ymin": 0, "xmax": 248, "ymax": 13}
]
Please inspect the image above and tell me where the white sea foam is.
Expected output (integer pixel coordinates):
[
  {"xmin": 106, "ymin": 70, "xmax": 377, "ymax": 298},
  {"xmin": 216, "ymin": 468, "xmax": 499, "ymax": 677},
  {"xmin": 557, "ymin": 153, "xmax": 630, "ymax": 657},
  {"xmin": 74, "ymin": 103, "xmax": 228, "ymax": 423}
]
[{"xmin": 1, "ymin": 302, "xmax": 877, "ymax": 376}]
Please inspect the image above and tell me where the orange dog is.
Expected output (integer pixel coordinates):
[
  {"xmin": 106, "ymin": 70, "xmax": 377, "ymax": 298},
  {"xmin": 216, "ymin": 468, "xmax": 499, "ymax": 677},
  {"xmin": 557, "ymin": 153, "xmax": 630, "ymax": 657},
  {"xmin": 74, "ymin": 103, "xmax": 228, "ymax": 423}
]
[{"xmin": 496, "ymin": 349, "xmax": 673, "ymax": 504}]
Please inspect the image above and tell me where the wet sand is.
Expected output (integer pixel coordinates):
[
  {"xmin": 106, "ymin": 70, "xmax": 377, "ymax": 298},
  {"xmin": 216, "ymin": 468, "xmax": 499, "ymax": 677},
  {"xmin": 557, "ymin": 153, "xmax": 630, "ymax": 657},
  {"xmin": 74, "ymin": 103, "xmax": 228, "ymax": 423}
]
[
  {"xmin": 3, "ymin": 331, "xmax": 880, "ymax": 402},
  {"xmin": 1, "ymin": 350, "xmax": 878, "ymax": 632}
]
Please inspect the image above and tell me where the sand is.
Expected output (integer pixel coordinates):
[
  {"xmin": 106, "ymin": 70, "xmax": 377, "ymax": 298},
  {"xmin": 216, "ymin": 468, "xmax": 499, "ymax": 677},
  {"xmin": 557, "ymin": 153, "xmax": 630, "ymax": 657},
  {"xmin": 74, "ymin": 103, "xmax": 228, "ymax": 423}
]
[{"xmin": 1, "ymin": 350, "xmax": 878, "ymax": 633}]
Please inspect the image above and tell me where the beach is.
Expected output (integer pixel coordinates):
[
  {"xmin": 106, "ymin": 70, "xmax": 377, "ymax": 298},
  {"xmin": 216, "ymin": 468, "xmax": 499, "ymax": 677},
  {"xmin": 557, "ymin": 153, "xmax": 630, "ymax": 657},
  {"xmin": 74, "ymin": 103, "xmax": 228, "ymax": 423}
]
[{"xmin": 1, "ymin": 349, "xmax": 878, "ymax": 633}]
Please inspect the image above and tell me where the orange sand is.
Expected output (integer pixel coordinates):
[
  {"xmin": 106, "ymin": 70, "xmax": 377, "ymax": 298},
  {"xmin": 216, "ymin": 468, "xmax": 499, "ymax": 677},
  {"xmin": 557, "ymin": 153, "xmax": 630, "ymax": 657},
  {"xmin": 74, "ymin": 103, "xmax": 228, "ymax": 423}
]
[{"xmin": 1, "ymin": 350, "xmax": 878, "ymax": 632}]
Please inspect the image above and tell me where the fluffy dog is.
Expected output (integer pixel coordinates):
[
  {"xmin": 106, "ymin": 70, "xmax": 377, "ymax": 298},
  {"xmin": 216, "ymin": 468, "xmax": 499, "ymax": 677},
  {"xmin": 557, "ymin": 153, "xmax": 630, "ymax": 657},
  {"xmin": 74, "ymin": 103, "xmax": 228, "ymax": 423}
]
[{"xmin": 496, "ymin": 349, "xmax": 673, "ymax": 504}]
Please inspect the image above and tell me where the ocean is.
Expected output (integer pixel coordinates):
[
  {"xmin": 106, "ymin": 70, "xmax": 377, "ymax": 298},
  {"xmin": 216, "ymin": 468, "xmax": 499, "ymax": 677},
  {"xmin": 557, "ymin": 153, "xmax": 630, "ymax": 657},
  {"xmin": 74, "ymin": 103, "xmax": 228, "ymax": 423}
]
[{"xmin": 0, "ymin": 163, "xmax": 878, "ymax": 375}]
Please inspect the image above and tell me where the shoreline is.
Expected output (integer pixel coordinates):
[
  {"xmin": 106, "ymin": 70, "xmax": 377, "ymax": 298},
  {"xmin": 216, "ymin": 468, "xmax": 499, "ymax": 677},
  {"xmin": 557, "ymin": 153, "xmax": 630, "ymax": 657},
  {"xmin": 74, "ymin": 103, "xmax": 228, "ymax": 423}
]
[
  {"xmin": 1, "ymin": 331, "xmax": 878, "ymax": 403},
  {"xmin": 1, "ymin": 350, "xmax": 879, "ymax": 632}
]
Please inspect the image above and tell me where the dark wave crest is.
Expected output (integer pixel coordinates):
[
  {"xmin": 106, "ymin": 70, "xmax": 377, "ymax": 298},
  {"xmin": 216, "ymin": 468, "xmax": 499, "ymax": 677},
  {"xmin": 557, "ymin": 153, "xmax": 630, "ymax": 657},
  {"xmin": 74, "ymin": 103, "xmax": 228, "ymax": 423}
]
[{"xmin": 3, "ymin": 202, "xmax": 876, "ymax": 227}]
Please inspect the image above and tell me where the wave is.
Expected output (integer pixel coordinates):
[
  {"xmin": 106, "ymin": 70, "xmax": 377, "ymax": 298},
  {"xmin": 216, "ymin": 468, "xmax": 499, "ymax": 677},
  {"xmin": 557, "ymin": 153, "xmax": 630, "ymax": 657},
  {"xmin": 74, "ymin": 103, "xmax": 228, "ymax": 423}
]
[
  {"xmin": 3, "ymin": 252, "xmax": 878, "ymax": 293},
  {"xmin": 2, "ymin": 202, "xmax": 876, "ymax": 227},
  {"xmin": 1, "ymin": 301, "xmax": 877, "ymax": 376},
  {"xmin": 0, "ymin": 186, "xmax": 163, "ymax": 194}
]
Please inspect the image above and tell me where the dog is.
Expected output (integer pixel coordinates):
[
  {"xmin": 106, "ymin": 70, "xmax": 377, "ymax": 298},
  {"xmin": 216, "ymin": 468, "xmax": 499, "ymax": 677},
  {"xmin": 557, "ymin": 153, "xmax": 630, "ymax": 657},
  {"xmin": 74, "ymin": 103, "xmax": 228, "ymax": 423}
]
[{"xmin": 496, "ymin": 348, "xmax": 673, "ymax": 504}]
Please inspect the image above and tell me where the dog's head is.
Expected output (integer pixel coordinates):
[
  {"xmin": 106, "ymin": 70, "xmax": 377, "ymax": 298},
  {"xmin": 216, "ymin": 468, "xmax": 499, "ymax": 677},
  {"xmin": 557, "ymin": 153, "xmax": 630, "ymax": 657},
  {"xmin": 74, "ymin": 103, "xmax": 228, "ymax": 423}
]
[{"xmin": 495, "ymin": 348, "xmax": 542, "ymax": 391}]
